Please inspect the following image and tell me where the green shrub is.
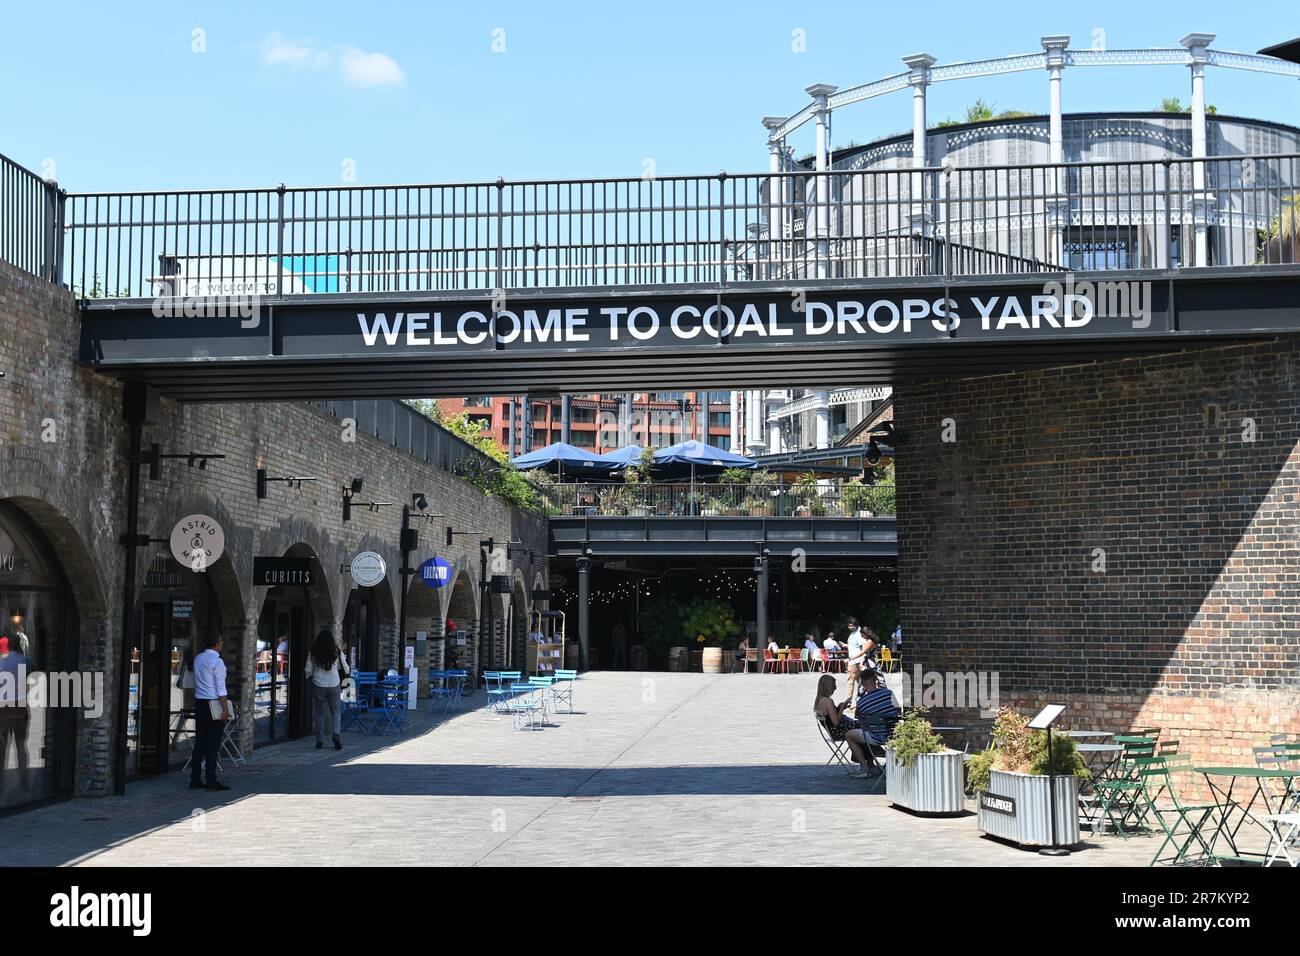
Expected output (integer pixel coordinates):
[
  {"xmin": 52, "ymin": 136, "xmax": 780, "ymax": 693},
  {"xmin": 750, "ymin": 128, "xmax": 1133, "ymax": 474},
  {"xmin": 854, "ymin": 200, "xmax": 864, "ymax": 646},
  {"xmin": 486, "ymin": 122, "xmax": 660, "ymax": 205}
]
[
  {"xmin": 888, "ymin": 709, "xmax": 945, "ymax": 767},
  {"xmin": 966, "ymin": 707, "xmax": 1089, "ymax": 791}
]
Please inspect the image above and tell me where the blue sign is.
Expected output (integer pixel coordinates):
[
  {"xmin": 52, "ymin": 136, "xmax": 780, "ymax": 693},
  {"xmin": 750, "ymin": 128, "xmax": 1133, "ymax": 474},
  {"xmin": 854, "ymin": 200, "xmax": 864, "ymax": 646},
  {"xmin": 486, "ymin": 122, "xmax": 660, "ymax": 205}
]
[{"xmin": 418, "ymin": 555, "xmax": 452, "ymax": 588}]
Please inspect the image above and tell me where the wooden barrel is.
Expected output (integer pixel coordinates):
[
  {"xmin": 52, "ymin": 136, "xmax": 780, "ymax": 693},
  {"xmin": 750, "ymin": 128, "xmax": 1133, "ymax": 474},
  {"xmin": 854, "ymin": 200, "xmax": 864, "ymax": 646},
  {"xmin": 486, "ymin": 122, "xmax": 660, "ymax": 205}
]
[{"xmin": 702, "ymin": 647, "xmax": 723, "ymax": 673}]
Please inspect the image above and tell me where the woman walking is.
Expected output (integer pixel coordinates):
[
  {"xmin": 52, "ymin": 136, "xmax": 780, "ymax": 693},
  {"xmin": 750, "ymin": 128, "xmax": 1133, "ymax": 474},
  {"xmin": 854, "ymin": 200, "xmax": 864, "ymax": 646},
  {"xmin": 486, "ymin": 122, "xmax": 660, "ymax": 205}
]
[{"xmin": 306, "ymin": 629, "xmax": 349, "ymax": 750}]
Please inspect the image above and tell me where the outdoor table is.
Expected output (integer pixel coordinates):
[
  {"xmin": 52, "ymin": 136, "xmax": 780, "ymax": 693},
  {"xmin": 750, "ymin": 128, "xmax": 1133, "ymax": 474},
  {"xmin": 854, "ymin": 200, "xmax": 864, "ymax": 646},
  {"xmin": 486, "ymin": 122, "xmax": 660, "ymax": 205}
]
[
  {"xmin": 1195, "ymin": 766, "xmax": 1300, "ymax": 864},
  {"xmin": 1075, "ymin": 743, "xmax": 1125, "ymax": 828},
  {"xmin": 1065, "ymin": 730, "xmax": 1112, "ymax": 739},
  {"xmin": 930, "ymin": 725, "xmax": 967, "ymax": 749}
]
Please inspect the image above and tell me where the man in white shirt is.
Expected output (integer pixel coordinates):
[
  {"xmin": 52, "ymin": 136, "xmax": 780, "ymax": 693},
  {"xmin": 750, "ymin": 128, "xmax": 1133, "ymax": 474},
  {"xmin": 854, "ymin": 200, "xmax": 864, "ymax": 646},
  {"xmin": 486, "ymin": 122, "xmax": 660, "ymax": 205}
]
[
  {"xmin": 845, "ymin": 617, "xmax": 877, "ymax": 710},
  {"xmin": 190, "ymin": 632, "xmax": 231, "ymax": 791}
]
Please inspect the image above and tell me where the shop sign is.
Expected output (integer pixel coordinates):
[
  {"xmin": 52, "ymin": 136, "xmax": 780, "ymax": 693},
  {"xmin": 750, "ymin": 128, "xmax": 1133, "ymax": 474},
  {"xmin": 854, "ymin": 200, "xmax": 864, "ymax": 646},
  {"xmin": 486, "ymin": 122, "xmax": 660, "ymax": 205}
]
[
  {"xmin": 253, "ymin": 556, "xmax": 315, "ymax": 587},
  {"xmin": 349, "ymin": 551, "xmax": 386, "ymax": 588},
  {"xmin": 171, "ymin": 599, "xmax": 194, "ymax": 620},
  {"xmin": 170, "ymin": 514, "xmax": 225, "ymax": 571},
  {"xmin": 979, "ymin": 792, "xmax": 1016, "ymax": 817},
  {"xmin": 418, "ymin": 555, "xmax": 452, "ymax": 588}
]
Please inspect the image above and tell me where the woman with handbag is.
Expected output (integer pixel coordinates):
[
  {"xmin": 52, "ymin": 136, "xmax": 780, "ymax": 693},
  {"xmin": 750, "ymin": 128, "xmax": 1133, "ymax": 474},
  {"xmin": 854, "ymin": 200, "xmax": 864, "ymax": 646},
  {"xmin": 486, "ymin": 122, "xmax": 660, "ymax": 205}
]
[{"xmin": 306, "ymin": 629, "xmax": 349, "ymax": 750}]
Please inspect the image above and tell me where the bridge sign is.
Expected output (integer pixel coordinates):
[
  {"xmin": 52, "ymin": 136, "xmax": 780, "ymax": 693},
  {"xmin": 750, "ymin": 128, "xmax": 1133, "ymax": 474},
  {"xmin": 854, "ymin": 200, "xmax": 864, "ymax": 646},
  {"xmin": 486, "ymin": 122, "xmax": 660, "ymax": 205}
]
[{"xmin": 419, "ymin": 555, "xmax": 452, "ymax": 588}]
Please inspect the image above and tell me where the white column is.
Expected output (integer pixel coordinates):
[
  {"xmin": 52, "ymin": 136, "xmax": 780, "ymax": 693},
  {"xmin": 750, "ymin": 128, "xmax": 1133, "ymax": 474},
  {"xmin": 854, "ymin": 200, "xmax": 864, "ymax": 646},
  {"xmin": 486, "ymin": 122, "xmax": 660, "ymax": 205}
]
[
  {"xmin": 745, "ymin": 390, "xmax": 766, "ymax": 455},
  {"xmin": 1181, "ymin": 33, "xmax": 1215, "ymax": 268},
  {"xmin": 902, "ymin": 55, "xmax": 935, "ymax": 238},
  {"xmin": 1041, "ymin": 36, "xmax": 1070, "ymax": 267},
  {"xmin": 814, "ymin": 390, "xmax": 831, "ymax": 449},
  {"xmin": 729, "ymin": 390, "xmax": 740, "ymax": 452},
  {"xmin": 805, "ymin": 85, "xmax": 837, "ymax": 279},
  {"xmin": 763, "ymin": 117, "xmax": 787, "ymax": 279},
  {"xmin": 766, "ymin": 389, "xmax": 785, "ymax": 453}
]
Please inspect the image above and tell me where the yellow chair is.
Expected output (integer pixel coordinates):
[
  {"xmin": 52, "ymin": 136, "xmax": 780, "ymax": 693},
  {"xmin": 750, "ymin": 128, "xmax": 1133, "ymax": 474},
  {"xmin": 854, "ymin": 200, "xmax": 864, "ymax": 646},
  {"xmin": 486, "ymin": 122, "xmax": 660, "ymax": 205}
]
[{"xmin": 879, "ymin": 647, "xmax": 901, "ymax": 673}]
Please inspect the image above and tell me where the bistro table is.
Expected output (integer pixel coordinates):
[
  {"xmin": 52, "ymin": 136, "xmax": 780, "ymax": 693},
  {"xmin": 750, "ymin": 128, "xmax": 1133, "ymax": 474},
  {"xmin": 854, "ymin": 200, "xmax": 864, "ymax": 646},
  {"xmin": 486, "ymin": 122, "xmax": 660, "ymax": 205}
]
[
  {"xmin": 1065, "ymin": 730, "xmax": 1112, "ymax": 740},
  {"xmin": 930, "ymin": 725, "xmax": 967, "ymax": 751},
  {"xmin": 1075, "ymin": 743, "xmax": 1125, "ymax": 830},
  {"xmin": 1195, "ymin": 766, "xmax": 1300, "ymax": 864}
]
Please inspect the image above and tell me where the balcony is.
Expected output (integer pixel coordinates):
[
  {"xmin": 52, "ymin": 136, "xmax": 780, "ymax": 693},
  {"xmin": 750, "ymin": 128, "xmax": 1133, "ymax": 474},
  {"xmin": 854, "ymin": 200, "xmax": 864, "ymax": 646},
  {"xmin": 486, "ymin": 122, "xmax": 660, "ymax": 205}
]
[{"xmin": 536, "ymin": 481, "xmax": 896, "ymax": 518}]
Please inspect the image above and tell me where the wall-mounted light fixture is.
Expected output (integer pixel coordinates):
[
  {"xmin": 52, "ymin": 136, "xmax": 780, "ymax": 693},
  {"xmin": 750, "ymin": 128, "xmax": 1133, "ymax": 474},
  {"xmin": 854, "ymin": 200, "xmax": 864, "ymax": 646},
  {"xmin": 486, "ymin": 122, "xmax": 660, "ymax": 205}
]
[{"xmin": 257, "ymin": 467, "xmax": 321, "ymax": 500}]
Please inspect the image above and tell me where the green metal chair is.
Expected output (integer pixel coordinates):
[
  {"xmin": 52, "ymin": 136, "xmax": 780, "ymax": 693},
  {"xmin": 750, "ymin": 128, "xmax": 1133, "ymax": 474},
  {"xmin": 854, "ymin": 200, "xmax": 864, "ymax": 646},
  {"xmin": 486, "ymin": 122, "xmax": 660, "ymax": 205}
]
[
  {"xmin": 1146, "ymin": 755, "xmax": 1218, "ymax": 867},
  {"xmin": 1091, "ymin": 737, "xmax": 1159, "ymax": 837}
]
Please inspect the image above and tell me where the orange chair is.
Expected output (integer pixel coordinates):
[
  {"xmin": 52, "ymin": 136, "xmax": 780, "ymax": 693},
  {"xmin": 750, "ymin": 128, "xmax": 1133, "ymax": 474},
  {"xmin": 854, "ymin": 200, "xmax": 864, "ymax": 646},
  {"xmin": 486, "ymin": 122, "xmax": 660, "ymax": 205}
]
[{"xmin": 762, "ymin": 649, "xmax": 778, "ymax": 674}]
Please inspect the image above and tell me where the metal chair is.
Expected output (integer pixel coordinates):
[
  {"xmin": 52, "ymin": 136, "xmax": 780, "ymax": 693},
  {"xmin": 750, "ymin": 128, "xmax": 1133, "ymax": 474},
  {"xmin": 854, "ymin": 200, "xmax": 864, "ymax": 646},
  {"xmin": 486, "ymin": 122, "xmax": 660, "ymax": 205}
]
[
  {"xmin": 505, "ymin": 683, "xmax": 545, "ymax": 730},
  {"xmin": 427, "ymin": 668, "xmax": 454, "ymax": 712},
  {"xmin": 551, "ymin": 669, "xmax": 577, "ymax": 714},
  {"xmin": 815, "ymin": 716, "xmax": 854, "ymax": 776}
]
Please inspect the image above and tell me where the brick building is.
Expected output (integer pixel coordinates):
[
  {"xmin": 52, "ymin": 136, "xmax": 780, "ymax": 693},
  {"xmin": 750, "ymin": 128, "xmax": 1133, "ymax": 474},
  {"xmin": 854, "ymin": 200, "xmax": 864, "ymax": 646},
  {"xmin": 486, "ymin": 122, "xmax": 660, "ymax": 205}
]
[
  {"xmin": 0, "ymin": 261, "xmax": 547, "ymax": 812},
  {"xmin": 895, "ymin": 340, "xmax": 1300, "ymax": 763}
]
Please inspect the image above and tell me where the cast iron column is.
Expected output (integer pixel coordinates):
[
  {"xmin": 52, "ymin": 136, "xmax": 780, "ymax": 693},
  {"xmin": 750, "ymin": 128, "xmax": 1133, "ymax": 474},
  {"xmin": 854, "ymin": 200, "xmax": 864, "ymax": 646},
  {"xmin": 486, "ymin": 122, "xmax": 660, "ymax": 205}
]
[
  {"xmin": 576, "ymin": 555, "xmax": 591, "ymax": 672},
  {"xmin": 755, "ymin": 551, "xmax": 769, "ymax": 660}
]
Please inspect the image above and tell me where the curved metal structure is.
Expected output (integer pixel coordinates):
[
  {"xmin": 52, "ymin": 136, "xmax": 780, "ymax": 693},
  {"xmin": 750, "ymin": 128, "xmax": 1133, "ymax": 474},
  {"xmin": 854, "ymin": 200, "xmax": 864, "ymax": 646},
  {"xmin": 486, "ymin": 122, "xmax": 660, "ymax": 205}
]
[{"xmin": 767, "ymin": 37, "xmax": 1300, "ymax": 145}]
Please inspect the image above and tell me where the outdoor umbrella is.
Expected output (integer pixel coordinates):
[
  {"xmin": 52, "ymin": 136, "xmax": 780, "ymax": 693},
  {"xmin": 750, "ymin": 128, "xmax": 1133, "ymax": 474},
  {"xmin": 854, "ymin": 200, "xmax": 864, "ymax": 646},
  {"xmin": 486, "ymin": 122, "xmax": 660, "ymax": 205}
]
[
  {"xmin": 651, "ymin": 440, "xmax": 756, "ymax": 512},
  {"xmin": 592, "ymin": 444, "xmax": 648, "ymax": 473},
  {"xmin": 511, "ymin": 442, "xmax": 608, "ymax": 481}
]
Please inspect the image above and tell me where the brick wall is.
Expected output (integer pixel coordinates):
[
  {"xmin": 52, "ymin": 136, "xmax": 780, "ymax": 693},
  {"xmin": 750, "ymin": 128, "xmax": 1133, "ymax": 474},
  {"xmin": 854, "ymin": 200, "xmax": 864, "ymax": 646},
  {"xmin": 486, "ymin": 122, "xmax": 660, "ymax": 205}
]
[
  {"xmin": 0, "ymin": 260, "xmax": 547, "ymax": 800},
  {"xmin": 895, "ymin": 339, "xmax": 1300, "ymax": 764}
]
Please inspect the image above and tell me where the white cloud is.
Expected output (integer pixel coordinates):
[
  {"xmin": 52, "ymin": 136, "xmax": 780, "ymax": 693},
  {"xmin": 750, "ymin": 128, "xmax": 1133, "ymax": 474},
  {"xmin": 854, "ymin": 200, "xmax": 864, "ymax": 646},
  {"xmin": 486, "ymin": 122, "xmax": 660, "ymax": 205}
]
[
  {"xmin": 259, "ymin": 33, "xmax": 404, "ymax": 87},
  {"xmin": 339, "ymin": 48, "xmax": 406, "ymax": 88}
]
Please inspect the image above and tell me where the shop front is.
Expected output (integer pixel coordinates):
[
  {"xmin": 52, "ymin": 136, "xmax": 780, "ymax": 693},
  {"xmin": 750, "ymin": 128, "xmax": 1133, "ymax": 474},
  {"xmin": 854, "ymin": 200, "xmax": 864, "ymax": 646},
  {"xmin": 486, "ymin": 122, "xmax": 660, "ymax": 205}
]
[
  {"xmin": 0, "ymin": 503, "xmax": 79, "ymax": 811},
  {"xmin": 128, "ymin": 555, "xmax": 219, "ymax": 776}
]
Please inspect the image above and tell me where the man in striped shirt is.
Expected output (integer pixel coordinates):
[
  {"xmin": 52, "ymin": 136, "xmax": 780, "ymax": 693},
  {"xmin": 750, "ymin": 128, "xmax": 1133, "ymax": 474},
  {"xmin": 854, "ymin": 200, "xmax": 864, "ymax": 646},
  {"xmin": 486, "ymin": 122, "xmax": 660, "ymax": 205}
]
[{"xmin": 853, "ymin": 671, "xmax": 900, "ymax": 745}]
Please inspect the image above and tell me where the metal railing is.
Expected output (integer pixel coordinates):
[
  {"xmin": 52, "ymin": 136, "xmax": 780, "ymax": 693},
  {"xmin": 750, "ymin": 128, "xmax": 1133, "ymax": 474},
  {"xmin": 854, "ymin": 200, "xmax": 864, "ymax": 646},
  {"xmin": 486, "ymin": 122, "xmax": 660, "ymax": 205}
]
[
  {"xmin": 0, "ymin": 152, "xmax": 62, "ymax": 283},
  {"xmin": 59, "ymin": 153, "xmax": 1300, "ymax": 300},
  {"xmin": 312, "ymin": 399, "xmax": 500, "ymax": 477},
  {"xmin": 537, "ymin": 482, "xmax": 897, "ymax": 518}
]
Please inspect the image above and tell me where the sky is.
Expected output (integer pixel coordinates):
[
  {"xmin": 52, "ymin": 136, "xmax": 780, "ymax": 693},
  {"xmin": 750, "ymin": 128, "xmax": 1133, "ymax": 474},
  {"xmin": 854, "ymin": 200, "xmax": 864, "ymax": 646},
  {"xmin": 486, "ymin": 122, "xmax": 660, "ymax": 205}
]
[{"xmin": 2, "ymin": 0, "xmax": 1297, "ymax": 192}]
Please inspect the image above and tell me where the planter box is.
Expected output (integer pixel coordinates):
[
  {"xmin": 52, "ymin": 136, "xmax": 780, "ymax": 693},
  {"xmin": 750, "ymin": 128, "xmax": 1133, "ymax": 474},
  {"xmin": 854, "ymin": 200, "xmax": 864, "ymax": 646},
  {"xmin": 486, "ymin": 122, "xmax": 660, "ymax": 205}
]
[
  {"xmin": 977, "ymin": 769, "xmax": 1081, "ymax": 847},
  {"xmin": 885, "ymin": 748, "xmax": 965, "ymax": 815},
  {"xmin": 626, "ymin": 506, "xmax": 650, "ymax": 517}
]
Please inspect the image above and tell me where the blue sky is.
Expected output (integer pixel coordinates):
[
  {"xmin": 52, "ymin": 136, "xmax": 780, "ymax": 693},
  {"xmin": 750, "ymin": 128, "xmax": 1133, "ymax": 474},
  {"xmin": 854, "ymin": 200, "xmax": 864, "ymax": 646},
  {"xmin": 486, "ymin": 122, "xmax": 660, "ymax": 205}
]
[{"xmin": 2, "ymin": 0, "xmax": 1297, "ymax": 191}]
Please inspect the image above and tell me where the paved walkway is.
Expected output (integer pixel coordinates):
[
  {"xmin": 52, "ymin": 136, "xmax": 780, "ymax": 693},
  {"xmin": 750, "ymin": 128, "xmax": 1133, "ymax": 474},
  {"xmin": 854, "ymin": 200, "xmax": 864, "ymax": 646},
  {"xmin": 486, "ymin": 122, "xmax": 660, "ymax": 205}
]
[{"xmin": 2, "ymin": 672, "xmax": 1155, "ymax": 866}]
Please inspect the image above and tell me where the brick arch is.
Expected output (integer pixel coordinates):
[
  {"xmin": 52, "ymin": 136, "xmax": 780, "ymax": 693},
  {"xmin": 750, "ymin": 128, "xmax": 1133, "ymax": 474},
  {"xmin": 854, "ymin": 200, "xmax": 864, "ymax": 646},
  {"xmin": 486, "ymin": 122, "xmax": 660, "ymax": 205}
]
[
  {"xmin": 282, "ymin": 542, "xmax": 336, "ymax": 634},
  {"xmin": 0, "ymin": 493, "xmax": 111, "ymax": 621},
  {"xmin": 257, "ymin": 516, "xmax": 341, "ymax": 624},
  {"xmin": 446, "ymin": 568, "xmax": 478, "ymax": 626},
  {"xmin": 509, "ymin": 574, "xmax": 530, "ymax": 670}
]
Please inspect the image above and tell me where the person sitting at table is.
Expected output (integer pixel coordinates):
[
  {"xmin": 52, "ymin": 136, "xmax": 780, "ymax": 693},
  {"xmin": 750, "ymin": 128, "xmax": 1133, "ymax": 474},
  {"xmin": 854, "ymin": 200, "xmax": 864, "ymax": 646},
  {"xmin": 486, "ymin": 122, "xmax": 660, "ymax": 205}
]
[
  {"xmin": 766, "ymin": 637, "xmax": 780, "ymax": 658},
  {"xmin": 852, "ymin": 671, "xmax": 900, "ymax": 745},
  {"xmin": 803, "ymin": 633, "xmax": 821, "ymax": 659},
  {"xmin": 823, "ymin": 633, "xmax": 840, "ymax": 654},
  {"xmin": 813, "ymin": 674, "xmax": 877, "ymax": 777},
  {"xmin": 733, "ymin": 637, "xmax": 750, "ymax": 673}
]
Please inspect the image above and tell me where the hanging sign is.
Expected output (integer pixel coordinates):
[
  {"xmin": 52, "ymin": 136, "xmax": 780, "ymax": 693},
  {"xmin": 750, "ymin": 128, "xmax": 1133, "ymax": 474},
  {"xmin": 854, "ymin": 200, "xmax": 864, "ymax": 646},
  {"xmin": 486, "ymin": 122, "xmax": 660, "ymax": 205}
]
[
  {"xmin": 418, "ymin": 555, "xmax": 452, "ymax": 588},
  {"xmin": 170, "ymin": 514, "xmax": 225, "ymax": 571},
  {"xmin": 349, "ymin": 551, "xmax": 386, "ymax": 587}
]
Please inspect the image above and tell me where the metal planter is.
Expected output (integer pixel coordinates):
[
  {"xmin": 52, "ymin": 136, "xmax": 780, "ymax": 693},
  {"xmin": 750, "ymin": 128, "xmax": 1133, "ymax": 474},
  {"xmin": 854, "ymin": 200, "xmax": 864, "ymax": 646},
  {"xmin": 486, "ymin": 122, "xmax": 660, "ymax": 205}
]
[
  {"xmin": 977, "ymin": 769, "xmax": 1081, "ymax": 847},
  {"xmin": 885, "ymin": 748, "xmax": 966, "ymax": 815}
]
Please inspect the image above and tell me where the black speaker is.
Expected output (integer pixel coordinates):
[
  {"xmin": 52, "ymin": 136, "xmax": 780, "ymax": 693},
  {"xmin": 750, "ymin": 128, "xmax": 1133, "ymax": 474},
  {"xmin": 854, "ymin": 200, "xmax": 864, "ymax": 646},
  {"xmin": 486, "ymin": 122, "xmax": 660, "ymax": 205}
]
[{"xmin": 400, "ymin": 527, "xmax": 418, "ymax": 552}]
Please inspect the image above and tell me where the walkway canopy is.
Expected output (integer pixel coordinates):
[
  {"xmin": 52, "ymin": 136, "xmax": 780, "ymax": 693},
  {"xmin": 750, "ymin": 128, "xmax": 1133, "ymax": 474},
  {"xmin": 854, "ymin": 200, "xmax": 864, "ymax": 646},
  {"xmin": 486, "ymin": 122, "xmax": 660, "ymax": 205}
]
[{"xmin": 511, "ymin": 442, "xmax": 609, "ymax": 480}]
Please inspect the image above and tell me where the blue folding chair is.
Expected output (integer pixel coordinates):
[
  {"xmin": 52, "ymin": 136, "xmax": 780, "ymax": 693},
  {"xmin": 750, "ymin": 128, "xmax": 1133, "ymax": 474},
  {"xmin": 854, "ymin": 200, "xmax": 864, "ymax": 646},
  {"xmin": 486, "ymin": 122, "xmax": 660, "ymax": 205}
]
[
  {"xmin": 427, "ymin": 668, "xmax": 454, "ymax": 712},
  {"xmin": 551, "ymin": 669, "xmax": 577, "ymax": 714},
  {"xmin": 505, "ymin": 683, "xmax": 545, "ymax": 730},
  {"xmin": 367, "ymin": 680, "xmax": 407, "ymax": 735},
  {"xmin": 444, "ymin": 669, "xmax": 468, "ymax": 711},
  {"xmin": 528, "ymin": 676, "xmax": 556, "ymax": 721}
]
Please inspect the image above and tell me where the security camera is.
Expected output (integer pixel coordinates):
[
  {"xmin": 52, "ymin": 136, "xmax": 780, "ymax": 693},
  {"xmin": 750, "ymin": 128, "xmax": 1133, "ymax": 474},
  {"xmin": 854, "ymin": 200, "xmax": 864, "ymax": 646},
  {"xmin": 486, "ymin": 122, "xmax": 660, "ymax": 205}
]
[{"xmin": 413, "ymin": 492, "xmax": 428, "ymax": 511}]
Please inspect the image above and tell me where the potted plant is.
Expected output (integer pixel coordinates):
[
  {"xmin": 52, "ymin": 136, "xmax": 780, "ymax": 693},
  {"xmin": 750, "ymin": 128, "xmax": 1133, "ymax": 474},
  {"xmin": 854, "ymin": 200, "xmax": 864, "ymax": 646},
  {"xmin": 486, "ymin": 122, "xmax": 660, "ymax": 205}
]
[
  {"xmin": 842, "ymin": 479, "xmax": 875, "ymax": 518},
  {"xmin": 968, "ymin": 708, "xmax": 1089, "ymax": 847},
  {"xmin": 793, "ymin": 471, "xmax": 818, "ymax": 517},
  {"xmin": 746, "ymin": 469, "xmax": 777, "ymax": 516},
  {"xmin": 701, "ymin": 495, "xmax": 725, "ymax": 517},
  {"xmin": 598, "ymin": 485, "xmax": 628, "ymax": 515},
  {"xmin": 682, "ymin": 597, "xmax": 741, "ymax": 673},
  {"xmin": 885, "ymin": 709, "xmax": 966, "ymax": 815}
]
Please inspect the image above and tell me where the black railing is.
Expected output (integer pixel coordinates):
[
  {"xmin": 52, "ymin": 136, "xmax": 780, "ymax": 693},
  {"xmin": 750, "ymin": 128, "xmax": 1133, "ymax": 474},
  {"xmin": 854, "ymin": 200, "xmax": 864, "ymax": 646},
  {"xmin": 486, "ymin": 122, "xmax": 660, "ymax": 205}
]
[
  {"xmin": 312, "ymin": 400, "xmax": 499, "ymax": 477},
  {"xmin": 0, "ymin": 152, "xmax": 62, "ymax": 283},
  {"xmin": 59, "ymin": 153, "xmax": 1300, "ymax": 300},
  {"xmin": 536, "ymin": 482, "xmax": 897, "ymax": 518}
]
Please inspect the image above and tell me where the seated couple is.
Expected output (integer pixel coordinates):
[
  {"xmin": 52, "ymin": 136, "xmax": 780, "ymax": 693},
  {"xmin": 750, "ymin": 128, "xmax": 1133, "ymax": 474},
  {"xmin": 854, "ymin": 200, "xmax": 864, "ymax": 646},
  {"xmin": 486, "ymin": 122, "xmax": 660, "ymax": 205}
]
[{"xmin": 813, "ymin": 671, "xmax": 899, "ymax": 778}]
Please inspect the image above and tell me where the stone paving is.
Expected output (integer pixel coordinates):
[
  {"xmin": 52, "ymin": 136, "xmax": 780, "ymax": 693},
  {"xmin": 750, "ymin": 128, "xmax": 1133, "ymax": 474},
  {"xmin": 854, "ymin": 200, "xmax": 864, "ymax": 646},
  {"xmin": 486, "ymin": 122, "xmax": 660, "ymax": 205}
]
[{"xmin": 0, "ymin": 672, "xmax": 1157, "ymax": 867}]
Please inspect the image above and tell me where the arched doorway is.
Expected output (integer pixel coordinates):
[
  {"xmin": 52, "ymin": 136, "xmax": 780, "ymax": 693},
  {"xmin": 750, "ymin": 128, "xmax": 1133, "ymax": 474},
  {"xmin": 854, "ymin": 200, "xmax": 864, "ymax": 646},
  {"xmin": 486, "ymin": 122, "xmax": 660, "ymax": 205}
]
[
  {"xmin": 0, "ymin": 502, "xmax": 80, "ymax": 810},
  {"xmin": 129, "ymin": 553, "xmax": 225, "ymax": 776},
  {"xmin": 255, "ymin": 544, "xmax": 330, "ymax": 745},
  {"xmin": 445, "ymin": 570, "xmax": 478, "ymax": 681}
]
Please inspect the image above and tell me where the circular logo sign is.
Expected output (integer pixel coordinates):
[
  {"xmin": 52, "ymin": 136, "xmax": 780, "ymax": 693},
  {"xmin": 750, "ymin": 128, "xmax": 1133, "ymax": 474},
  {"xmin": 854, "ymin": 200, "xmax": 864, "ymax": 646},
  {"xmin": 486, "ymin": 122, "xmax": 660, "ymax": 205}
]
[
  {"xmin": 350, "ymin": 551, "xmax": 387, "ymax": 587},
  {"xmin": 418, "ymin": 555, "xmax": 452, "ymax": 589},
  {"xmin": 170, "ymin": 514, "xmax": 225, "ymax": 571}
]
